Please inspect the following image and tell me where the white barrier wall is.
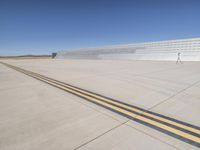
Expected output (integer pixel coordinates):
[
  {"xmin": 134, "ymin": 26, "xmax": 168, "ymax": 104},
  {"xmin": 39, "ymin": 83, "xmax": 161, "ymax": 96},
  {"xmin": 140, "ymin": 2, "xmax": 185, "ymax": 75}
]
[{"xmin": 56, "ymin": 38, "xmax": 200, "ymax": 61}]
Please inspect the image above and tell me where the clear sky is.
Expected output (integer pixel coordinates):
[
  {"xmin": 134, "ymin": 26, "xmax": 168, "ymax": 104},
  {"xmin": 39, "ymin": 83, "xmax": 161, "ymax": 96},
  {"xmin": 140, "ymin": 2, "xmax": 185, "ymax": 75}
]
[{"xmin": 0, "ymin": 0, "xmax": 200, "ymax": 56}]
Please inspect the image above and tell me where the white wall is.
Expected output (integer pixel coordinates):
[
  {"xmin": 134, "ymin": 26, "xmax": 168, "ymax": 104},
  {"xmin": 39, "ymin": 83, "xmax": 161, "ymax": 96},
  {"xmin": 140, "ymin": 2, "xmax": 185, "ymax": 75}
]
[{"xmin": 56, "ymin": 38, "xmax": 200, "ymax": 61}]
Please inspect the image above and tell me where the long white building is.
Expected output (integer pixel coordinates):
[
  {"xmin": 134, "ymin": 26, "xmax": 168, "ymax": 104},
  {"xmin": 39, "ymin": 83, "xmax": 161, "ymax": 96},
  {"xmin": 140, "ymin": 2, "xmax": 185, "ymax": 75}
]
[{"xmin": 56, "ymin": 37, "xmax": 200, "ymax": 61}]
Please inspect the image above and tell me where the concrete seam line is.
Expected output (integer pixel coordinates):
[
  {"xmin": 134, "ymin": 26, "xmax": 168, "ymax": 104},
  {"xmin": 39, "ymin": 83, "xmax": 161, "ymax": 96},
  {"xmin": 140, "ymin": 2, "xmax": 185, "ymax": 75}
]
[
  {"xmin": 1, "ymin": 62, "xmax": 200, "ymax": 148},
  {"xmin": 74, "ymin": 121, "xmax": 129, "ymax": 150}
]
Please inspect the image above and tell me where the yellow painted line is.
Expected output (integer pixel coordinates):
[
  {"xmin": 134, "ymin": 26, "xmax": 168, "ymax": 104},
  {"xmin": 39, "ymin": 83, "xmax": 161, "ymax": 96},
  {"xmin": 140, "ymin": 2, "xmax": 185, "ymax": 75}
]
[
  {"xmin": 13, "ymin": 65, "xmax": 200, "ymax": 135},
  {"xmin": 12, "ymin": 70, "xmax": 200, "ymax": 144},
  {"xmin": 6, "ymin": 64, "xmax": 200, "ymax": 136},
  {"xmin": 2, "ymin": 63, "xmax": 200, "ymax": 146}
]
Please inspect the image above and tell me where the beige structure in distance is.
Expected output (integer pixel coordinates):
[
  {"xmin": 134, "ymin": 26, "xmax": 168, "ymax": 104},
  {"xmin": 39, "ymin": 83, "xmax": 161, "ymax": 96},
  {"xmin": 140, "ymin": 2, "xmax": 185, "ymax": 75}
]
[{"xmin": 56, "ymin": 37, "xmax": 200, "ymax": 61}]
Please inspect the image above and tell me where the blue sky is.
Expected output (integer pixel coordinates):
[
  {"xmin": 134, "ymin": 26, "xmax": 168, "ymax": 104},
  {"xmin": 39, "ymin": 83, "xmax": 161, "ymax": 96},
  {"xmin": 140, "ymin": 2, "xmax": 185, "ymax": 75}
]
[{"xmin": 0, "ymin": 0, "xmax": 200, "ymax": 56}]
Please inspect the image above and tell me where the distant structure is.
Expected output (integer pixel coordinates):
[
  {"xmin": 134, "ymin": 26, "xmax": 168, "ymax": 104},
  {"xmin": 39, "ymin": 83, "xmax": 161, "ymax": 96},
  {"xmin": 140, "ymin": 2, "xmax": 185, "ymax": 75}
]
[
  {"xmin": 56, "ymin": 37, "xmax": 200, "ymax": 61},
  {"xmin": 52, "ymin": 53, "xmax": 57, "ymax": 58}
]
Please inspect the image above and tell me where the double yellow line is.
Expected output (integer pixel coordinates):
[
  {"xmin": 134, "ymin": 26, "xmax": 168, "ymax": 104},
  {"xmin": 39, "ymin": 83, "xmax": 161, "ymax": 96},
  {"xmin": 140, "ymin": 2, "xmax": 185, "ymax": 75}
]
[{"xmin": 1, "ymin": 62, "xmax": 200, "ymax": 148}]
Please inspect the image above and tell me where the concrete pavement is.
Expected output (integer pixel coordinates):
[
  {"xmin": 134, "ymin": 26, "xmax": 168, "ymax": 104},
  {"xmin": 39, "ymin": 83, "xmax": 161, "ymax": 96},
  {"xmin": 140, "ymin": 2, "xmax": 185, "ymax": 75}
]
[{"xmin": 1, "ymin": 59, "xmax": 200, "ymax": 149}]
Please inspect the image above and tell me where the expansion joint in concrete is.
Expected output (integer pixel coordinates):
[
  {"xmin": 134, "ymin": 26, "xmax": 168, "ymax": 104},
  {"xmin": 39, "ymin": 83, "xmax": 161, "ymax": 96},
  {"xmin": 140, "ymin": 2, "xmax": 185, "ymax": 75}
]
[{"xmin": 74, "ymin": 121, "xmax": 129, "ymax": 150}]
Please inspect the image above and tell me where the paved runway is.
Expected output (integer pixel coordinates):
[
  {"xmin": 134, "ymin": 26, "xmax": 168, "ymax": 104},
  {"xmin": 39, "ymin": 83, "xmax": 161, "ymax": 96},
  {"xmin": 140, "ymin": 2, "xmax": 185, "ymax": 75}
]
[{"xmin": 1, "ymin": 59, "xmax": 200, "ymax": 149}]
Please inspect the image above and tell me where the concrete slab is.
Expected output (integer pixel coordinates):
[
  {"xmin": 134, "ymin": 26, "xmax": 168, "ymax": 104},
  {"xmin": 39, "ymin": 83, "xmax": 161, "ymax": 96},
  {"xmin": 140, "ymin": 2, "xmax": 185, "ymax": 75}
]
[
  {"xmin": 126, "ymin": 120, "xmax": 199, "ymax": 150},
  {"xmin": 151, "ymin": 92, "xmax": 200, "ymax": 126},
  {"xmin": 0, "ymin": 64, "xmax": 40, "ymax": 90},
  {"xmin": 77, "ymin": 124, "xmax": 177, "ymax": 150},
  {"xmin": 0, "ymin": 64, "xmax": 123, "ymax": 150},
  {"xmin": 3, "ymin": 59, "xmax": 200, "ymax": 109},
  {"xmin": 1, "ymin": 59, "xmax": 200, "ymax": 149}
]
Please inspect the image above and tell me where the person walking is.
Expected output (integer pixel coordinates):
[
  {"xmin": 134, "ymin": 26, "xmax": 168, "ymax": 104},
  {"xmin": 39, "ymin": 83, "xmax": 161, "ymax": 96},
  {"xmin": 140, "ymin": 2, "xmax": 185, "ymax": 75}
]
[{"xmin": 176, "ymin": 52, "xmax": 182, "ymax": 64}]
